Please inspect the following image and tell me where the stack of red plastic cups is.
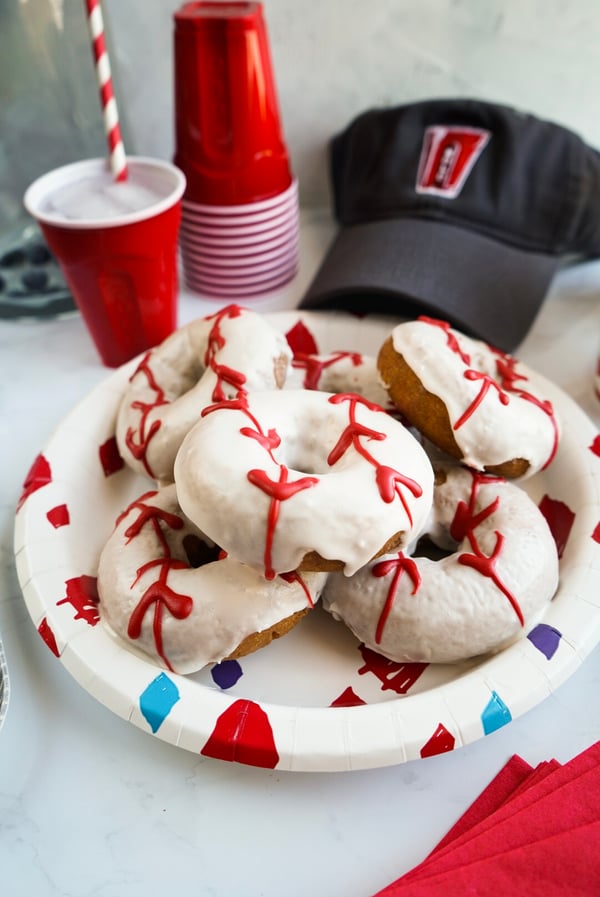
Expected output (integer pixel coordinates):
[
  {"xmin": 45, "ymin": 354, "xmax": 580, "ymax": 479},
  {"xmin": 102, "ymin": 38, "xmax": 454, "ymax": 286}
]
[{"xmin": 173, "ymin": 1, "xmax": 299, "ymax": 299}]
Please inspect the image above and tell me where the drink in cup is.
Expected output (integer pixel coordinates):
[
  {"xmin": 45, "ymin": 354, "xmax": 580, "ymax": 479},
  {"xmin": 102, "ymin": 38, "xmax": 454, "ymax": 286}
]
[{"xmin": 24, "ymin": 157, "xmax": 186, "ymax": 367}]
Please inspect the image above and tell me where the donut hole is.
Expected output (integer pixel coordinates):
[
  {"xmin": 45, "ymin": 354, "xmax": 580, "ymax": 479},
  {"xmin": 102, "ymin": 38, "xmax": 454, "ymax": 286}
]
[
  {"xmin": 412, "ymin": 535, "xmax": 454, "ymax": 562},
  {"xmin": 183, "ymin": 533, "xmax": 221, "ymax": 568},
  {"xmin": 274, "ymin": 428, "xmax": 337, "ymax": 476},
  {"xmin": 164, "ymin": 358, "xmax": 206, "ymax": 402}
]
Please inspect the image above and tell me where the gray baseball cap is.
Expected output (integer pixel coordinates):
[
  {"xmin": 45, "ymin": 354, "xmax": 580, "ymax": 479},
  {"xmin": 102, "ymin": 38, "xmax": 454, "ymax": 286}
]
[{"xmin": 301, "ymin": 98, "xmax": 600, "ymax": 351}]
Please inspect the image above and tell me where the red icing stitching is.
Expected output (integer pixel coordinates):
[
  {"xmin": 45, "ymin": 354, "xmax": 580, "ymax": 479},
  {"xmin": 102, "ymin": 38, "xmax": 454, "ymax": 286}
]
[
  {"xmin": 419, "ymin": 316, "xmax": 471, "ymax": 364},
  {"xmin": 292, "ymin": 351, "xmax": 363, "ymax": 390},
  {"xmin": 247, "ymin": 467, "xmax": 318, "ymax": 580},
  {"xmin": 124, "ymin": 304, "xmax": 250, "ymax": 479},
  {"xmin": 280, "ymin": 570, "xmax": 316, "ymax": 608},
  {"xmin": 128, "ymin": 559, "xmax": 193, "ymax": 667},
  {"xmin": 118, "ymin": 491, "xmax": 193, "ymax": 671},
  {"xmin": 369, "ymin": 470, "xmax": 524, "ymax": 644},
  {"xmin": 124, "ymin": 353, "xmax": 168, "ymax": 479},
  {"xmin": 453, "ymin": 471, "xmax": 524, "ymax": 625},
  {"xmin": 328, "ymin": 394, "xmax": 423, "ymax": 523},
  {"xmin": 203, "ymin": 392, "xmax": 423, "ymax": 580},
  {"xmin": 493, "ymin": 350, "xmax": 559, "ymax": 469},
  {"xmin": 117, "ymin": 488, "xmax": 315, "ymax": 666},
  {"xmin": 203, "ymin": 396, "xmax": 318, "ymax": 580},
  {"xmin": 204, "ymin": 304, "xmax": 248, "ymax": 402},
  {"xmin": 419, "ymin": 319, "xmax": 559, "ymax": 470},
  {"xmin": 371, "ymin": 552, "xmax": 421, "ymax": 643},
  {"xmin": 453, "ymin": 369, "xmax": 510, "ymax": 430}
]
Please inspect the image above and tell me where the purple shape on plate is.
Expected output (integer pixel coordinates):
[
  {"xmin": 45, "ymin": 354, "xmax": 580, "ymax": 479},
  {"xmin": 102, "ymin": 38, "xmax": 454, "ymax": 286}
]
[
  {"xmin": 527, "ymin": 623, "xmax": 562, "ymax": 659},
  {"xmin": 211, "ymin": 659, "xmax": 243, "ymax": 689}
]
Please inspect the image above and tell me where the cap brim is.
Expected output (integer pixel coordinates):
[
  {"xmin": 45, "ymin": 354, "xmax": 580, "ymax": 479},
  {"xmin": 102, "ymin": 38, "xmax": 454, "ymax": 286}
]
[{"xmin": 300, "ymin": 217, "xmax": 560, "ymax": 352}]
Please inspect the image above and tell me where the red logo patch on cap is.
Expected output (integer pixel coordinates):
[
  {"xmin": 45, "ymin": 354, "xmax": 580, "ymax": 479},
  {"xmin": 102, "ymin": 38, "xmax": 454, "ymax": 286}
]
[{"xmin": 416, "ymin": 125, "xmax": 490, "ymax": 198}]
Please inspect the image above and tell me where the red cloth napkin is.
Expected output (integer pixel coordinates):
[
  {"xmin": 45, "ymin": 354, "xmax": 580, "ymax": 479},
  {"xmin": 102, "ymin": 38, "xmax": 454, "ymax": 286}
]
[{"xmin": 373, "ymin": 742, "xmax": 600, "ymax": 896}]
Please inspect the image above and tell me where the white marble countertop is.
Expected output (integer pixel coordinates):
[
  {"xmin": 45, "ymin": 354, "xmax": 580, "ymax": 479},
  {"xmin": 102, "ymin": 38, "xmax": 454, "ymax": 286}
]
[{"xmin": 0, "ymin": 209, "xmax": 599, "ymax": 897}]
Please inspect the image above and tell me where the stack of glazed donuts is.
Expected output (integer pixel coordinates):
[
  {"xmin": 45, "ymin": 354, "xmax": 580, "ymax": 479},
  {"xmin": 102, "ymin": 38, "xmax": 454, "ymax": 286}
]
[{"xmin": 97, "ymin": 305, "xmax": 560, "ymax": 674}]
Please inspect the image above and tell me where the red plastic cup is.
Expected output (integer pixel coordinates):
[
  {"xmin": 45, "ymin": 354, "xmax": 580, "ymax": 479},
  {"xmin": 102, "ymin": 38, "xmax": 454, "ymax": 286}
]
[
  {"xmin": 24, "ymin": 157, "xmax": 186, "ymax": 367},
  {"xmin": 173, "ymin": 1, "xmax": 292, "ymax": 206}
]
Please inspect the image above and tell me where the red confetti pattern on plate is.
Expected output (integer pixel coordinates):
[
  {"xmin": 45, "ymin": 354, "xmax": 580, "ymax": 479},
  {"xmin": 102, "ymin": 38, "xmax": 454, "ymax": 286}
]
[
  {"xmin": 285, "ymin": 319, "xmax": 319, "ymax": 356},
  {"xmin": 358, "ymin": 646, "xmax": 429, "ymax": 694},
  {"xmin": 38, "ymin": 617, "xmax": 60, "ymax": 657},
  {"xmin": 46, "ymin": 504, "xmax": 70, "ymax": 529},
  {"xmin": 538, "ymin": 494, "xmax": 576, "ymax": 558},
  {"xmin": 99, "ymin": 436, "xmax": 125, "ymax": 477},
  {"xmin": 201, "ymin": 699, "xmax": 280, "ymax": 768},
  {"xmin": 331, "ymin": 687, "xmax": 367, "ymax": 707},
  {"xmin": 17, "ymin": 453, "xmax": 52, "ymax": 511},
  {"xmin": 56, "ymin": 576, "xmax": 100, "ymax": 626},
  {"xmin": 420, "ymin": 723, "xmax": 456, "ymax": 758}
]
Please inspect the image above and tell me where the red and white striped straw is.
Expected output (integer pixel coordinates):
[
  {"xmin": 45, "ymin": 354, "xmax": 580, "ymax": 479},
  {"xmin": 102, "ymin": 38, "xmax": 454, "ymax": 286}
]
[{"xmin": 84, "ymin": 0, "xmax": 128, "ymax": 181}]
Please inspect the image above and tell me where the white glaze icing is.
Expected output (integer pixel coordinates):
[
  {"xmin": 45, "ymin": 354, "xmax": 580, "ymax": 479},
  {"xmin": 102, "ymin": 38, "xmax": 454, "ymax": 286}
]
[
  {"xmin": 322, "ymin": 464, "xmax": 559, "ymax": 663},
  {"xmin": 383, "ymin": 318, "xmax": 560, "ymax": 477},
  {"xmin": 97, "ymin": 484, "xmax": 326, "ymax": 674},
  {"xmin": 115, "ymin": 304, "xmax": 292, "ymax": 484},
  {"xmin": 285, "ymin": 350, "xmax": 392, "ymax": 407},
  {"xmin": 174, "ymin": 388, "xmax": 434, "ymax": 578}
]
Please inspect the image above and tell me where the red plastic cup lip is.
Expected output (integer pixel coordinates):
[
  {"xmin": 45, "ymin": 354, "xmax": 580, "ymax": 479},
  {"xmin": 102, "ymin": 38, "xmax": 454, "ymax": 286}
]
[
  {"xmin": 174, "ymin": 1, "xmax": 262, "ymax": 27},
  {"xmin": 177, "ymin": 163, "xmax": 292, "ymax": 208},
  {"xmin": 181, "ymin": 177, "xmax": 297, "ymax": 216},
  {"xmin": 24, "ymin": 157, "xmax": 186, "ymax": 231}
]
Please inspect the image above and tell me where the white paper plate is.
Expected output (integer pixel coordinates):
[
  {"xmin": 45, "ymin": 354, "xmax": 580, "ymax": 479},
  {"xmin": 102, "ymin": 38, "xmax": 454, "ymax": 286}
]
[{"xmin": 13, "ymin": 312, "xmax": 600, "ymax": 771}]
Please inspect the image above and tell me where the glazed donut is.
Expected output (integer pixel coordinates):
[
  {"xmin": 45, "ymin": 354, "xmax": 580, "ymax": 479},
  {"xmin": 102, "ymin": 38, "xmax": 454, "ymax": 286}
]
[
  {"xmin": 173, "ymin": 389, "xmax": 434, "ymax": 579},
  {"xmin": 116, "ymin": 304, "xmax": 292, "ymax": 484},
  {"xmin": 97, "ymin": 485, "xmax": 326, "ymax": 674},
  {"xmin": 322, "ymin": 464, "xmax": 559, "ymax": 664},
  {"xmin": 285, "ymin": 350, "xmax": 392, "ymax": 408},
  {"xmin": 377, "ymin": 317, "xmax": 560, "ymax": 479}
]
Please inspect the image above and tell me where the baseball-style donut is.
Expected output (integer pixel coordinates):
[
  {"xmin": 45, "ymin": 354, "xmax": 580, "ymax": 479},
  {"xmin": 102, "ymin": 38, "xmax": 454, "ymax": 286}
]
[
  {"xmin": 322, "ymin": 464, "xmax": 559, "ymax": 664},
  {"xmin": 377, "ymin": 317, "xmax": 560, "ymax": 478},
  {"xmin": 115, "ymin": 304, "xmax": 292, "ymax": 484},
  {"xmin": 285, "ymin": 349, "xmax": 392, "ymax": 408},
  {"xmin": 97, "ymin": 485, "xmax": 327, "ymax": 674},
  {"xmin": 174, "ymin": 389, "xmax": 435, "ymax": 580}
]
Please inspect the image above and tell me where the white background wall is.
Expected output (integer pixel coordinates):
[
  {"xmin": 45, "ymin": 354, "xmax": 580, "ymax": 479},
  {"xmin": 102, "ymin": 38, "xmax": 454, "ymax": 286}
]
[
  {"xmin": 101, "ymin": 0, "xmax": 600, "ymax": 208},
  {"xmin": 4, "ymin": 0, "xmax": 600, "ymax": 219}
]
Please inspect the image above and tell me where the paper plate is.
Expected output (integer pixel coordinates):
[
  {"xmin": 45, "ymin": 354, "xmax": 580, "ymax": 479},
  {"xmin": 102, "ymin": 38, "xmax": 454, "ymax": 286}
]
[{"xmin": 13, "ymin": 312, "xmax": 600, "ymax": 771}]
